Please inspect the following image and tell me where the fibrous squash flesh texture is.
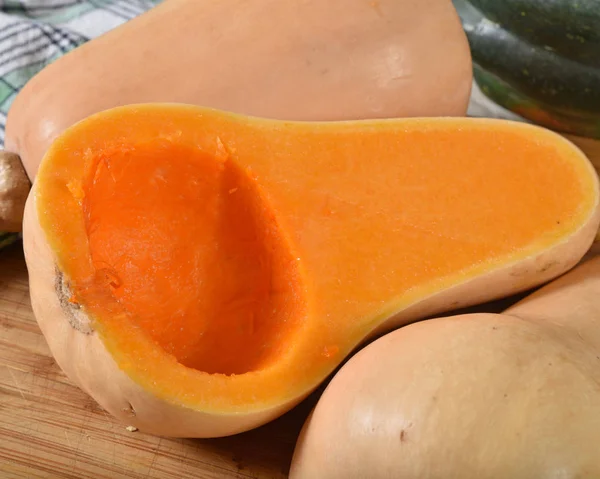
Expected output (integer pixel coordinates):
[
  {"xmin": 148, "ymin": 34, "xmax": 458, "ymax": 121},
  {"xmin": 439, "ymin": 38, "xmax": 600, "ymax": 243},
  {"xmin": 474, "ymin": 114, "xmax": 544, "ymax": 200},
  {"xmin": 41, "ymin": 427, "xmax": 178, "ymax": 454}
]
[
  {"xmin": 29, "ymin": 105, "xmax": 600, "ymax": 436},
  {"xmin": 81, "ymin": 142, "xmax": 303, "ymax": 375}
]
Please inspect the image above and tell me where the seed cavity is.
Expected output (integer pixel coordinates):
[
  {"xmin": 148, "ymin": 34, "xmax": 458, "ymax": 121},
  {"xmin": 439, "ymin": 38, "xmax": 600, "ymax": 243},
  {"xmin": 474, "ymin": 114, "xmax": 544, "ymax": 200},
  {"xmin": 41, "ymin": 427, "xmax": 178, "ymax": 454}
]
[{"xmin": 55, "ymin": 268, "xmax": 94, "ymax": 335}]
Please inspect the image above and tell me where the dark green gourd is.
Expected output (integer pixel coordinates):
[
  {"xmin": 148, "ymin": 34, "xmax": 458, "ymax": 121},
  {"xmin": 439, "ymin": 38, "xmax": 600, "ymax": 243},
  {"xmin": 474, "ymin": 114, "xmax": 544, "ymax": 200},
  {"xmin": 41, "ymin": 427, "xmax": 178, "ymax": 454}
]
[{"xmin": 453, "ymin": 0, "xmax": 600, "ymax": 139}]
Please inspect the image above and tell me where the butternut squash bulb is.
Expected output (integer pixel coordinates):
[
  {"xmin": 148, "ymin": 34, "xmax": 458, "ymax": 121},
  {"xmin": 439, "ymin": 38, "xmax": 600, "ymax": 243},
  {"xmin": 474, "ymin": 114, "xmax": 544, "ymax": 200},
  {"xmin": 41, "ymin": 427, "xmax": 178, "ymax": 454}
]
[
  {"xmin": 290, "ymin": 253, "xmax": 600, "ymax": 478},
  {"xmin": 23, "ymin": 104, "xmax": 600, "ymax": 438},
  {"xmin": 5, "ymin": 0, "xmax": 473, "ymax": 182}
]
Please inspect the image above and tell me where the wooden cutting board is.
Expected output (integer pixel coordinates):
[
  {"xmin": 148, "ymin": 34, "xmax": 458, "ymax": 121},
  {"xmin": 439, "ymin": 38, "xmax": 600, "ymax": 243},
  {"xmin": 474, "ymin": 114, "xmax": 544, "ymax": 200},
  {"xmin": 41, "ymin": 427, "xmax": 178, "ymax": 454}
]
[{"xmin": 0, "ymin": 243, "xmax": 323, "ymax": 479}]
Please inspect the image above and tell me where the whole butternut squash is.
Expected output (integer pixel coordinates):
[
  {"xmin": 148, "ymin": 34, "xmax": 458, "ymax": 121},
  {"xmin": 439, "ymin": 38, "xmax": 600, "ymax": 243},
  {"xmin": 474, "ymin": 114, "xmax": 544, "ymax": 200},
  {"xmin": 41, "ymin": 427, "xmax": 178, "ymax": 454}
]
[
  {"xmin": 5, "ymin": 0, "xmax": 472, "ymax": 182},
  {"xmin": 23, "ymin": 104, "xmax": 599, "ymax": 438},
  {"xmin": 290, "ymin": 253, "xmax": 600, "ymax": 478}
]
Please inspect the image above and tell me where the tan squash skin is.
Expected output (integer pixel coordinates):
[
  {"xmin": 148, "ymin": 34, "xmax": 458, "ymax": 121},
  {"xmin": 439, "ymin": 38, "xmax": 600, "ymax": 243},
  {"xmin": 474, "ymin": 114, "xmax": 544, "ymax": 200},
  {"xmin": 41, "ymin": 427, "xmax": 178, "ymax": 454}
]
[
  {"xmin": 0, "ymin": 151, "xmax": 30, "ymax": 232},
  {"xmin": 22, "ymin": 140, "xmax": 600, "ymax": 438},
  {"xmin": 5, "ymin": 0, "xmax": 472, "ymax": 181},
  {"xmin": 290, "ymin": 255, "xmax": 600, "ymax": 478}
]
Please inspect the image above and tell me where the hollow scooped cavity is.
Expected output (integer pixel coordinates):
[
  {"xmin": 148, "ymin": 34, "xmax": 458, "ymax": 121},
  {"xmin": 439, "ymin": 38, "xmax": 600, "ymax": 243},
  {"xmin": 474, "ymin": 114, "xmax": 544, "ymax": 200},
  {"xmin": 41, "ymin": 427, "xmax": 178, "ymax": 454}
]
[{"xmin": 82, "ymin": 142, "xmax": 305, "ymax": 375}]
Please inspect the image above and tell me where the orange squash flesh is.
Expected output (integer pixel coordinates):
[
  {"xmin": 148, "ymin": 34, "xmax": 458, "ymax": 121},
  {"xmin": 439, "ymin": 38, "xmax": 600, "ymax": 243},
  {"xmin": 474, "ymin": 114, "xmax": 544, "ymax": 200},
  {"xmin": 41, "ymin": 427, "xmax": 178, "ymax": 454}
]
[
  {"xmin": 82, "ymin": 143, "xmax": 304, "ymax": 375},
  {"xmin": 32, "ymin": 104, "xmax": 599, "ymax": 424}
]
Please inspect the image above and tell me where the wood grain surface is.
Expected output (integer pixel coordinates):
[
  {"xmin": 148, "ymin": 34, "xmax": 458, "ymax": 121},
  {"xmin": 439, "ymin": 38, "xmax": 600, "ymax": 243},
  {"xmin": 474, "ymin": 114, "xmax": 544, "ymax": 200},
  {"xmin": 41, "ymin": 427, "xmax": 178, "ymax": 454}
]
[{"xmin": 0, "ymin": 243, "xmax": 324, "ymax": 479}]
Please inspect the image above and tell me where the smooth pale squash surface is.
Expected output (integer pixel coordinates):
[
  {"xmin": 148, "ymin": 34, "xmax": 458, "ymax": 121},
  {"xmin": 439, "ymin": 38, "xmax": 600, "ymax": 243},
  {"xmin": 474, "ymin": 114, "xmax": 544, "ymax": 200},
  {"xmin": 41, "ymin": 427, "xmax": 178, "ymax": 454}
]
[
  {"xmin": 32, "ymin": 105, "xmax": 598, "ymax": 418},
  {"xmin": 290, "ymin": 255, "xmax": 600, "ymax": 478}
]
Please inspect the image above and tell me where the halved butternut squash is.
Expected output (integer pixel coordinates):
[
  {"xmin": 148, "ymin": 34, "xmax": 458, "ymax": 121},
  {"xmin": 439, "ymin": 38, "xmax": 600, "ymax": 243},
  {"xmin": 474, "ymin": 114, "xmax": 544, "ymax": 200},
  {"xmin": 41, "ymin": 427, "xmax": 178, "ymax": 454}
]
[{"xmin": 23, "ymin": 104, "xmax": 600, "ymax": 437}]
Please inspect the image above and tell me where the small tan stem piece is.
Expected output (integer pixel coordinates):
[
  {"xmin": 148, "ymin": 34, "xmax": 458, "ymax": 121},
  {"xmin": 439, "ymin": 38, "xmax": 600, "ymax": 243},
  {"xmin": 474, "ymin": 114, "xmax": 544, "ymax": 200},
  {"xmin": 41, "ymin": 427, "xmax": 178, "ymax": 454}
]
[{"xmin": 0, "ymin": 151, "xmax": 30, "ymax": 232}]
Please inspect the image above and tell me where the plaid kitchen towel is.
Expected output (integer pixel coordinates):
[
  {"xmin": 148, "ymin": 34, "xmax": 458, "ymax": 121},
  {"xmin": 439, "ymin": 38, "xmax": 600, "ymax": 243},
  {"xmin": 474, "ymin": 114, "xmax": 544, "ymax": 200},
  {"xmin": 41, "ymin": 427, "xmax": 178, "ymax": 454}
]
[
  {"xmin": 0, "ymin": 0, "xmax": 162, "ymax": 147},
  {"xmin": 0, "ymin": 0, "xmax": 161, "ymax": 248}
]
